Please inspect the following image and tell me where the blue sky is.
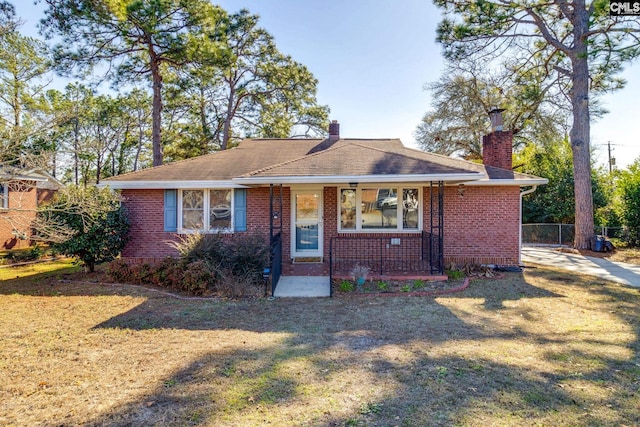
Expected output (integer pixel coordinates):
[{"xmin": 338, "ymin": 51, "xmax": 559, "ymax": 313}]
[{"xmin": 14, "ymin": 0, "xmax": 640, "ymax": 169}]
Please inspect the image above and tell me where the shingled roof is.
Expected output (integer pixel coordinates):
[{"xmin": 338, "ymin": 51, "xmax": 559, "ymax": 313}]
[{"xmin": 102, "ymin": 137, "xmax": 546, "ymax": 188}]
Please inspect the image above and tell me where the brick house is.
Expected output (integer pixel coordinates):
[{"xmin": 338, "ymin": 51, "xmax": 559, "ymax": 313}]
[
  {"xmin": 102, "ymin": 113, "xmax": 547, "ymax": 291},
  {"xmin": 0, "ymin": 169, "xmax": 63, "ymax": 249}
]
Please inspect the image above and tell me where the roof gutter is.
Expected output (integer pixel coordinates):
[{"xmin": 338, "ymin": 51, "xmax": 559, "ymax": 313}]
[
  {"xmin": 519, "ymin": 185, "xmax": 539, "ymax": 265},
  {"xmin": 97, "ymin": 180, "xmax": 250, "ymax": 190},
  {"xmin": 232, "ymin": 173, "xmax": 485, "ymax": 185},
  {"xmin": 465, "ymin": 178, "xmax": 549, "ymax": 187}
]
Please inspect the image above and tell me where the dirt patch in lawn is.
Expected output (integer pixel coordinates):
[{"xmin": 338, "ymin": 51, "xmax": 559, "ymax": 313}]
[{"xmin": 1, "ymin": 265, "xmax": 639, "ymax": 426}]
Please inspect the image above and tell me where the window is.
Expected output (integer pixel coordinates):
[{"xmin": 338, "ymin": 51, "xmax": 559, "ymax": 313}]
[
  {"xmin": 0, "ymin": 184, "xmax": 7, "ymax": 209},
  {"xmin": 339, "ymin": 186, "xmax": 421, "ymax": 232},
  {"xmin": 179, "ymin": 189, "xmax": 232, "ymax": 232}
]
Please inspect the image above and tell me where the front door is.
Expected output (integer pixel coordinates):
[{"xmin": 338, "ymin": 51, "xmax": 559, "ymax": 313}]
[{"xmin": 291, "ymin": 189, "xmax": 323, "ymax": 258}]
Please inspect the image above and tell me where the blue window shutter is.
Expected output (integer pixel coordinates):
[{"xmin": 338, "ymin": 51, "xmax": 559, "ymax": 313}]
[
  {"xmin": 164, "ymin": 189, "xmax": 177, "ymax": 232},
  {"xmin": 234, "ymin": 188, "xmax": 247, "ymax": 232}
]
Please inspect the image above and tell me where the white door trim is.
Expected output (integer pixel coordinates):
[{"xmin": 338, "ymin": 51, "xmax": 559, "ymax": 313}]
[{"xmin": 291, "ymin": 189, "xmax": 323, "ymax": 258}]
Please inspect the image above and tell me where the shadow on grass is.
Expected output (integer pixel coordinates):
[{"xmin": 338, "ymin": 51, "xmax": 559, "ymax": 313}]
[
  {"xmin": 88, "ymin": 305, "xmax": 640, "ymax": 426},
  {"xmin": 92, "ymin": 271, "xmax": 562, "ymax": 333},
  {"xmin": 3, "ymin": 266, "xmax": 638, "ymax": 425},
  {"xmin": 84, "ymin": 272, "xmax": 638, "ymax": 426}
]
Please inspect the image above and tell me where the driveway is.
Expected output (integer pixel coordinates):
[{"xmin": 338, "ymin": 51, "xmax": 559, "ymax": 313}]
[{"xmin": 521, "ymin": 246, "xmax": 640, "ymax": 287}]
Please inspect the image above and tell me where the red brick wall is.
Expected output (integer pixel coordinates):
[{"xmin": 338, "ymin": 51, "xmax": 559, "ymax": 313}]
[
  {"xmin": 246, "ymin": 186, "xmax": 291, "ymax": 254},
  {"xmin": 442, "ymin": 185, "xmax": 520, "ymax": 265},
  {"xmin": 121, "ymin": 189, "xmax": 180, "ymax": 261},
  {"xmin": 121, "ymin": 184, "xmax": 521, "ymax": 267},
  {"xmin": 483, "ymin": 131, "xmax": 513, "ymax": 170},
  {"xmin": 0, "ymin": 182, "xmax": 39, "ymax": 249},
  {"xmin": 323, "ymin": 186, "xmax": 338, "ymax": 258},
  {"xmin": 121, "ymin": 187, "xmax": 286, "ymax": 263},
  {"xmin": 322, "ymin": 185, "xmax": 520, "ymax": 266}
]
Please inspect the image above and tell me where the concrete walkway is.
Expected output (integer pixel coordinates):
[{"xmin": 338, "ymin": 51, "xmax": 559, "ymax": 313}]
[
  {"xmin": 273, "ymin": 276, "xmax": 331, "ymax": 297},
  {"xmin": 521, "ymin": 246, "xmax": 640, "ymax": 287}
]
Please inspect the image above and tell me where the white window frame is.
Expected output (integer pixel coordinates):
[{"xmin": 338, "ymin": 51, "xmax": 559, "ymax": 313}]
[
  {"xmin": 0, "ymin": 184, "xmax": 7, "ymax": 209},
  {"xmin": 338, "ymin": 185, "xmax": 422, "ymax": 233},
  {"xmin": 178, "ymin": 189, "xmax": 234, "ymax": 233}
]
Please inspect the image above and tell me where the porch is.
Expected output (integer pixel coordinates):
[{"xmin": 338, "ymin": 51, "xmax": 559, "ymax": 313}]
[
  {"xmin": 269, "ymin": 232, "xmax": 445, "ymax": 297},
  {"xmin": 266, "ymin": 182, "xmax": 446, "ymax": 297}
]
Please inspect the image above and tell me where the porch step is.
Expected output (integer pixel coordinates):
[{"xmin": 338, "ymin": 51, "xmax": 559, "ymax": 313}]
[{"xmin": 274, "ymin": 276, "xmax": 331, "ymax": 297}]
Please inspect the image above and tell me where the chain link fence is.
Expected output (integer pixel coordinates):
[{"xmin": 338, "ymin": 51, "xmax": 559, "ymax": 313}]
[{"xmin": 522, "ymin": 224, "xmax": 625, "ymax": 246}]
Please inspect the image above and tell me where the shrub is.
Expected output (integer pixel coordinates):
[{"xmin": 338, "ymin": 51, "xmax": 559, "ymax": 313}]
[
  {"xmin": 129, "ymin": 263, "xmax": 153, "ymax": 284},
  {"xmin": 412, "ymin": 279, "xmax": 426, "ymax": 290},
  {"xmin": 108, "ymin": 259, "xmax": 131, "ymax": 282},
  {"xmin": 158, "ymin": 258, "xmax": 186, "ymax": 289},
  {"xmin": 109, "ymin": 232, "xmax": 270, "ymax": 297},
  {"xmin": 37, "ymin": 186, "xmax": 129, "ymax": 272},
  {"xmin": 446, "ymin": 269, "xmax": 465, "ymax": 280},
  {"xmin": 214, "ymin": 268, "xmax": 265, "ymax": 298},
  {"xmin": 338, "ymin": 280, "xmax": 354, "ymax": 293},
  {"xmin": 227, "ymin": 234, "xmax": 270, "ymax": 282},
  {"xmin": 176, "ymin": 232, "xmax": 270, "ymax": 289},
  {"xmin": 182, "ymin": 260, "xmax": 213, "ymax": 295},
  {"xmin": 5, "ymin": 245, "xmax": 45, "ymax": 263},
  {"xmin": 619, "ymin": 159, "xmax": 640, "ymax": 247}
]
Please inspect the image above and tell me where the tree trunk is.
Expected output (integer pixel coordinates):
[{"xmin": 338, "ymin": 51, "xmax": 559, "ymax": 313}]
[
  {"xmin": 96, "ymin": 155, "xmax": 101, "ymax": 184},
  {"xmin": 199, "ymin": 90, "xmax": 210, "ymax": 154},
  {"xmin": 150, "ymin": 54, "xmax": 163, "ymax": 166},
  {"xmin": 569, "ymin": 1, "xmax": 594, "ymax": 249},
  {"xmin": 73, "ymin": 116, "xmax": 79, "ymax": 185},
  {"xmin": 84, "ymin": 260, "xmax": 95, "ymax": 273},
  {"xmin": 221, "ymin": 85, "xmax": 235, "ymax": 150}
]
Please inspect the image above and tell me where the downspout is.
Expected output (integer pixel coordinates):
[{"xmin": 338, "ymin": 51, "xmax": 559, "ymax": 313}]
[{"xmin": 519, "ymin": 185, "xmax": 538, "ymax": 265}]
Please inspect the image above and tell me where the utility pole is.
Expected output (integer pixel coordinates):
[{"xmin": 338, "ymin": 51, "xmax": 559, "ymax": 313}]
[{"xmin": 606, "ymin": 141, "xmax": 622, "ymax": 174}]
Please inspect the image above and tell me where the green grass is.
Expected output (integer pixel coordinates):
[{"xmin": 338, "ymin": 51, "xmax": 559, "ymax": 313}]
[{"xmin": 0, "ymin": 258, "xmax": 79, "ymax": 281}]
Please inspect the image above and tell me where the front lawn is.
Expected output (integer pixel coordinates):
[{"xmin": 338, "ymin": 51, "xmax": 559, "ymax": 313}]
[{"xmin": 1, "ymin": 265, "xmax": 639, "ymax": 426}]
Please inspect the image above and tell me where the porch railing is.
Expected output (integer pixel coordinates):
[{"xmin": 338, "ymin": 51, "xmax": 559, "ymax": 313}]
[
  {"xmin": 329, "ymin": 231, "xmax": 442, "ymax": 284},
  {"xmin": 270, "ymin": 232, "xmax": 282, "ymax": 296}
]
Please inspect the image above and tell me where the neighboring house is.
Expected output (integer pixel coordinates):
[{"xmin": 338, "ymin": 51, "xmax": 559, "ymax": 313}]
[
  {"xmin": 102, "ymin": 111, "xmax": 547, "ymax": 289},
  {"xmin": 0, "ymin": 168, "xmax": 64, "ymax": 249}
]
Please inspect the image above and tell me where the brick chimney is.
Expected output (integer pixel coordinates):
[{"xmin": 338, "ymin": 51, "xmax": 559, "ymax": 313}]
[
  {"xmin": 329, "ymin": 120, "xmax": 340, "ymax": 142},
  {"xmin": 482, "ymin": 108, "xmax": 513, "ymax": 170}
]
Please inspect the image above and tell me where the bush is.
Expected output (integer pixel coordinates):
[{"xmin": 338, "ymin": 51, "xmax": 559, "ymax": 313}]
[
  {"xmin": 338, "ymin": 280, "xmax": 355, "ymax": 293},
  {"xmin": 37, "ymin": 186, "xmax": 129, "ymax": 272},
  {"xmin": 174, "ymin": 232, "xmax": 270, "ymax": 290},
  {"xmin": 108, "ymin": 259, "xmax": 131, "ymax": 282},
  {"xmin": 446, "ymin": 270, "xmax": 465, "ymax": 280},
  {"xmin": 4, "ymin": 245, "xmax": 46, "ymax": 263},
  {"xmin": 147, "ymin": 257, "xmax": 185, "ymax": 289},
  {"xmin": 182, "ymin": 260, "xmax": 213, "ymax": 295},
  {"xmin": 619, "ymin": 159, "xmax": 640, "ymax": 247},
  {"xmin": 129, "ymin": 263, "xmax": 154, "ymax": 284},
  {"xmin": 213, "ymin": 268, "xmax": 264, "ymax": 298},
  {"xmin": 109, "ymin": 232, "xmax": 270, "ymax": 297}
]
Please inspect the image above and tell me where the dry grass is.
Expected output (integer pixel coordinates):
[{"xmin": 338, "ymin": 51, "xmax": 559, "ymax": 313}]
[
  {"xmin": 1, "ymin": 264, "xmax": 639, "ymax": 426},
  {"xmin": 578, "ymin": 245, "xmax": 640, "ymax": 265},
  {"xmin": 609, "ymin": 246, "xmax": 640, "ymax": 264}
]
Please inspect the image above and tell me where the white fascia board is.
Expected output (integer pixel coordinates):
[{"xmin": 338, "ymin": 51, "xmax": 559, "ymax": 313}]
[
  {"xmin": 97, "ymin": 180, "xmax": 249, "ymax": 189},
  {"xmin": 463, "ymin": 177, "xmax": 549, "ymax": 186},
  {"xmin": 23, "ymin": 169, "xmax": 65, "ymax": 186},
  {"xmin": 233, "ymin": 173, "xmax": 485, "ymax": 185},
  {"xmin": 2, "ymin": 174, "xmax": 48, "ymax": 182}
]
